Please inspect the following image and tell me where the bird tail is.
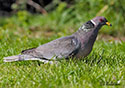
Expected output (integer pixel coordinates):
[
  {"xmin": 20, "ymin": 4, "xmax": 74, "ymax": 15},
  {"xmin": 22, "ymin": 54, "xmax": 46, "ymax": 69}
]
[{"xmin": 3, "ymin": 55, "xmax": 40, "ymax": 62}]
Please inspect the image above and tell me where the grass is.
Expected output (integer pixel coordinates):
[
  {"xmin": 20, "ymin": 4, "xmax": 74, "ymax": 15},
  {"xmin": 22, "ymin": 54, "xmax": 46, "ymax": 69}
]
[
  {"xmin": 0, "ymin": 40, "xmax": 124, "ymax": 88},
  {"xmin": 0, "ymin": 2, "xmax": 125, "ymax": 87}
]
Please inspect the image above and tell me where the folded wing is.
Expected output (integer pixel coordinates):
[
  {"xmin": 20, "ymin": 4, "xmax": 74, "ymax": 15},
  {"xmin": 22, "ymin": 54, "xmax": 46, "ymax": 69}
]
[{"xmin": 22, "ymin": 36, "xmax": 81, "ymax": 60}]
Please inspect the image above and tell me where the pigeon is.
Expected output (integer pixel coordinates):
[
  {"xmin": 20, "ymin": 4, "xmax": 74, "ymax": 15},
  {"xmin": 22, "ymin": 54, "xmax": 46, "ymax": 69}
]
[{"xmin": 4, "ymin": 16, "xmax": 112, "ymax": 63}]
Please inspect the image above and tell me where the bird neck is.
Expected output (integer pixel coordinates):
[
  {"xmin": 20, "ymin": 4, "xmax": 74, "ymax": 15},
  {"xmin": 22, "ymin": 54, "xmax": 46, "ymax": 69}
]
[
  {"xmin": 74, "ymin": 25, "xmax": 102, "ymax": 48},
  {"xmin": 78, "ymin": 21, "xmax": 94, "ymax": 32}
]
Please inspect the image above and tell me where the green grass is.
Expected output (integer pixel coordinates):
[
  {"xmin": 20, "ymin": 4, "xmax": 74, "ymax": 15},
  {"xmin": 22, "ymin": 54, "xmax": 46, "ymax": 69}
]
[
  {"xmin": 0, "ymin": 39, "xmax": 124, "ymax": 88},
  {"xmin": 0, "ymin": 2, "xmax": 125, "ymax": 87}
]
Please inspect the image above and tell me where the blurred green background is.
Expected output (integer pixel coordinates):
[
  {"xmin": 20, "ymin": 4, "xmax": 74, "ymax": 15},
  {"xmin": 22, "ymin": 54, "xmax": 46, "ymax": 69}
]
[{"xmin": 0, "ymin": 0, "xmax": 124, "ymax": 38}]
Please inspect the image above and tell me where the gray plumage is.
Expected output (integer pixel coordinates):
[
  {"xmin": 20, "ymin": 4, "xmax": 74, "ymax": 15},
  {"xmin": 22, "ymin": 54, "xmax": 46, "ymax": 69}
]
[{"xmin": 4, "ymin": 16, "xmax": 111, "ymax": 63}]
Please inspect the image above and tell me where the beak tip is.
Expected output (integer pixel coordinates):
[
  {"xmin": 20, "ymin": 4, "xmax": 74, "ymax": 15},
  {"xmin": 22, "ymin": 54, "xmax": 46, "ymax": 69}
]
[{"xmin": 106, "ymin": 22, "xmax": 112, "ymax": 26}]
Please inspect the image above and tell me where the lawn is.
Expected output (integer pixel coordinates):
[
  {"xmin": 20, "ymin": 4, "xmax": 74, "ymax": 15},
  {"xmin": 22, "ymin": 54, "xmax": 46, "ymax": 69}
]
[
  {"xmin": 0, "ymin": 40, "xmax": 124, "ymax": 88},
  {"xmin": 0, "ymin": 2, "xmax": 125, "ymax": 87}
]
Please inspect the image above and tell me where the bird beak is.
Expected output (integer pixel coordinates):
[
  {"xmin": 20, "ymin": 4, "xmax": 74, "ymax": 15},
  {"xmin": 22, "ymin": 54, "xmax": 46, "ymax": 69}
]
[{"xmin": 106, "ymin": 22, "xmax": 112, "ymax": 26}]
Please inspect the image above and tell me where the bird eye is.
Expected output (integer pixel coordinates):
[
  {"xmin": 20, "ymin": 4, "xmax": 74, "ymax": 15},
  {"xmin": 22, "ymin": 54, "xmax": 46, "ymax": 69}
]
[{"xmin": 99, "ymin": 18, "xmax": 103, "ymax": 22}]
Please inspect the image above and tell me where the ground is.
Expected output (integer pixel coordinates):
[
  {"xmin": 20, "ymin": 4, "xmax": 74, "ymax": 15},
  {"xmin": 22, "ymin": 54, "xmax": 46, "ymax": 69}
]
[{"xmin": 0, "ymin": 11, "xmax": 124, "ymax": 88}]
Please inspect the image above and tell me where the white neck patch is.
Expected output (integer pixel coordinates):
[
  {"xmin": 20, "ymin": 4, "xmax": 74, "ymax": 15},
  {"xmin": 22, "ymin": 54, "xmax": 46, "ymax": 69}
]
[
  {"xmin": 90, "ymin": 20, "xmax": 96, "ymax": 26},
  {"xmin": 80, "ymin": 25, "xmax": 90, "ymax": 32}
]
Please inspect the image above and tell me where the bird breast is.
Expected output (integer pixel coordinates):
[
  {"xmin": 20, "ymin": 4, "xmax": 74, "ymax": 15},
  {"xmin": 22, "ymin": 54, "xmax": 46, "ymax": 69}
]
[{"xmin": 75, "ymin": 42, "xmax": 92, "ymax": 58}]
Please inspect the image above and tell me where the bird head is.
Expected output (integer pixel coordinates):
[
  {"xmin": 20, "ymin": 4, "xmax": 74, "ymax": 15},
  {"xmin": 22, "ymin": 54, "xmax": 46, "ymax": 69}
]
[
  {"xmin": 78, "ymin": 16, "xmax": 112, "ymax": 32},
  {"xmin": 91, "ymin": 16, "xmax": 112, "ymax": 26}
]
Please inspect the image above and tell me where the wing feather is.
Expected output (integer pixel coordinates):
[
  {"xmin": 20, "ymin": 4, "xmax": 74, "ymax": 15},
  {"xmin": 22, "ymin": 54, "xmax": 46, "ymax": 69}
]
[{"xmin": 22, "ymin": 36, "xmax": 81, "ymax": 60}]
